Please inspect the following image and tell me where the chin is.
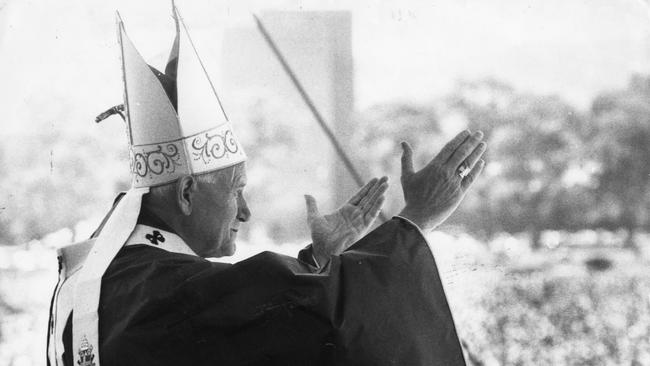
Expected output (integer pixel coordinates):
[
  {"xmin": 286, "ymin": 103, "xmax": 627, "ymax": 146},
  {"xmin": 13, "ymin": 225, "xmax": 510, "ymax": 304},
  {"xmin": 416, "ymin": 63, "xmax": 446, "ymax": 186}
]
[
  {"xmin": 221, "ymin": 242, "xmax": 236, "ymax": 257},
  {"xmin": 208, "ymin": 241, "xmax": 236, "ymax": 258},
  {"xmin": 199, "ymin": 242, "xmax": 234, "ymax": 259}
]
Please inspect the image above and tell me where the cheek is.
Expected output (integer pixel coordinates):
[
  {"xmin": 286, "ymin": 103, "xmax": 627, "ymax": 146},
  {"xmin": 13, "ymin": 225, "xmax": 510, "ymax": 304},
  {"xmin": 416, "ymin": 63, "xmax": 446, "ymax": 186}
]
[
  {"xmin": 216, "ymin": 196, "xmax": 238, "ymax": 228},
  {"xmin": 228, "ymin": 195, "xmax": 239, "ymax": 218},
  {"xmin": 196, "ymin": 191, "xmax": 238, "ymax": 236}
]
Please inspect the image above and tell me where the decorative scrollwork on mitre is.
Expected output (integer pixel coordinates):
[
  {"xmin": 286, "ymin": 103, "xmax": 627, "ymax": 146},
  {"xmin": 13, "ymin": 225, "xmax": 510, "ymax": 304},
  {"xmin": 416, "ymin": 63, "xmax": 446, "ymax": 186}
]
[
  {"xmin": 190, "ymin": 129, "xmax": 240, "ymax": 164},
  {"xmin": 130, "ymin": 143, "xmax": 183, "ymax": 179},
  {"xmin": 127, "ymin": 124, "xmax": 245, "ymax": 187}
]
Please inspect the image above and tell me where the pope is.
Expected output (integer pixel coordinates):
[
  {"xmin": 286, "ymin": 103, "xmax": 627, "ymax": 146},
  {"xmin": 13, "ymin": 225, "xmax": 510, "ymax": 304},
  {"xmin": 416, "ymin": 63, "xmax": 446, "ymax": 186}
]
[{"xmin": 47, "ymin": 4, "xmax": 487, "ymax": 366}]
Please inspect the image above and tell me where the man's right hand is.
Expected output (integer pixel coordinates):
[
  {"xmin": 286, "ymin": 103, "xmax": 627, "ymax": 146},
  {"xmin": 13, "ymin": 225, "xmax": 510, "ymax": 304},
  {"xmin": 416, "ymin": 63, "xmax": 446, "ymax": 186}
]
[{"xmin": 398, "ymin": 130, "xmax": 487, "ymax": 231}]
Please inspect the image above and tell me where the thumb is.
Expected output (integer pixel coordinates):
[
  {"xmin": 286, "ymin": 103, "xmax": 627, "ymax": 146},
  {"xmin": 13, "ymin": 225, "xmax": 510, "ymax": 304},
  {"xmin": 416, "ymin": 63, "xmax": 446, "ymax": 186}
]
[
  {"xmin": 304, "ymin": 194, "xmax": 320, "ymax": 223},
  {"xmin": 400, "ymin": 141, "xmax": 415, "ymax": 177}
]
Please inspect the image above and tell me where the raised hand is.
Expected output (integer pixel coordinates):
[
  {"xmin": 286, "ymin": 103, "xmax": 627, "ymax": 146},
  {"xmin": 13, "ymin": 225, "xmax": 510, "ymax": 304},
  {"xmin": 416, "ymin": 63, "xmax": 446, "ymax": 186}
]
[
  {"xmin": 305, "ymin": 177, "xmax": 388, "ymax": 265},
  {"xmin": 399, "ymin": 130, "xmax": 486, "ymax": 231}
]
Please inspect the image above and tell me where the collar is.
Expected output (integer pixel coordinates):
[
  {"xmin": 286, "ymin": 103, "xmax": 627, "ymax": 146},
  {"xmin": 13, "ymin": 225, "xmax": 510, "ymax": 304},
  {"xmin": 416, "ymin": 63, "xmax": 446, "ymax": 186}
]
[
  {"xmin": 136, "ymin": 205, "xmax": 175, "ymax": 233},
  {"xmin": 124, "ymin": 224, "xmax": 198, "ymax": 256}
]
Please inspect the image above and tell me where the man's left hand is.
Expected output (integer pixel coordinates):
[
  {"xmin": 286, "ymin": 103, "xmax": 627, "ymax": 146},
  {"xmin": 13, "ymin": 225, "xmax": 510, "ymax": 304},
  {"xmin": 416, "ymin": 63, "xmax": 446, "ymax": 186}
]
[{"xmin": 305, "ymin": 177, "xmax": 389, "ymax": 266}]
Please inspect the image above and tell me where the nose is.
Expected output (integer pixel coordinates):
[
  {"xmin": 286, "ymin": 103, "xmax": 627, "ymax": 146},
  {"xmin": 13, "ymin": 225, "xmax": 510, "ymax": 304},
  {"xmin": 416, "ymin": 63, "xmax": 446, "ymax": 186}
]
[{"xmin": 237, "ymin": 194, "xmax": 251, "ymax": 223}]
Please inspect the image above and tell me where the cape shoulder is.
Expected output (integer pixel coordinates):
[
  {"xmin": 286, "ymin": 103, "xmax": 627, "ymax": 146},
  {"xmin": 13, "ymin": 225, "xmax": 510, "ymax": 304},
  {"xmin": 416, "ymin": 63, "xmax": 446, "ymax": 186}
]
[{"xmin": 57, "ymin": 238, "xmax": 96, "ymax": 281}]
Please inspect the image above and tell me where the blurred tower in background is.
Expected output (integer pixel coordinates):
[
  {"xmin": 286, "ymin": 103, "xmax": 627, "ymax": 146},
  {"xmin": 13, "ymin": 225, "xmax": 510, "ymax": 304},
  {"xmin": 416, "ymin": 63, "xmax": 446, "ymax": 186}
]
[{"xmin": 222, "ymin": 11, "xmax": 356, "ymax": 208}]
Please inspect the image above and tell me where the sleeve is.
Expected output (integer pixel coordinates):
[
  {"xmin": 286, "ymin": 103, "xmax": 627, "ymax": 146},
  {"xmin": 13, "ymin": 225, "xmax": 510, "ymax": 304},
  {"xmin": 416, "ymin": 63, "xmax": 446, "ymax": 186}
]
[
  {"xmin": 296, "ymin": 216, "xmax": 427, "ymax": 272},
  {"xmin": 155, "ymin": 218, "xmax": 465, "ymax": 366},
  {"xmin": 331, "ymin": 216, "xmax": 465, "ymax": 365},
  {"xmin": 297, "ymin": 244, "xmax": 321, "ymax": 269}
]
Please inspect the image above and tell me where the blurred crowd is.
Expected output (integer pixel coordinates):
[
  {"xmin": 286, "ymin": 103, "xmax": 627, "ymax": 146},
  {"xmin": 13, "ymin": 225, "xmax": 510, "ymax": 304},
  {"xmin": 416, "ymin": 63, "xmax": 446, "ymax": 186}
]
[{"xmin": 1, "ymin": 229, "xmax": 649, "ymax": 365}]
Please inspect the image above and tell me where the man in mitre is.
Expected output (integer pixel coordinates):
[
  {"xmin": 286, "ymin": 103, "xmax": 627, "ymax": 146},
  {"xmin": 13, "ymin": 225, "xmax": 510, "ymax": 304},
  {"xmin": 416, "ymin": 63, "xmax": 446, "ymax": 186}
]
[{"xmin": 47, "ymin": 5, "xmax": 487, "ymax": 366}]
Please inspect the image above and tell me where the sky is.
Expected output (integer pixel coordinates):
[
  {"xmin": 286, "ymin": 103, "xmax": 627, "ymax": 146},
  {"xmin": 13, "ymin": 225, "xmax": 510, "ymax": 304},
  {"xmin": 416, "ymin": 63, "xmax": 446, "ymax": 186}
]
[{"xmin": 0, "ymin": 0, "xmax": 649, "ymax": 138}]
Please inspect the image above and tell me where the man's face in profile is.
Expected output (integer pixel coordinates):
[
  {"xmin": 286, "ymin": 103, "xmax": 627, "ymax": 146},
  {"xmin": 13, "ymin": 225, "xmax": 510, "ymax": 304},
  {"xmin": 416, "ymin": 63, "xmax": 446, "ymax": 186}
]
[{"xmin": 186, "ymin": 163, "xmax": 250, "ymax": 258}]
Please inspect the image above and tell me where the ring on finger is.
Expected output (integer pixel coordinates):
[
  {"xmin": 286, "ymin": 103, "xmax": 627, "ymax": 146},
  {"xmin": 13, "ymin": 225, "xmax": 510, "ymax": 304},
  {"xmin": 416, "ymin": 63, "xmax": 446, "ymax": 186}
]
[{"xmin": 457, "ymin": 163, "xmax": 471, "ymax": 178}]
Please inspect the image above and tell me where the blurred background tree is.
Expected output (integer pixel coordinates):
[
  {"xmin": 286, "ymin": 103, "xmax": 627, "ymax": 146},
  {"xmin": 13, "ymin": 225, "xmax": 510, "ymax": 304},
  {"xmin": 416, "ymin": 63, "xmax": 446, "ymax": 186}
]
[
  {"xmin": 0, "ymin": 130, "xmax": 126, "ymax": 245},
  {"xmin": 351, "ymin": 102, "xmax": 445, "ymax": 216},
  {"xmin": 0, "ymin": 76, "xmax": 648, "ymax": 252},
  {"xmin": 343, "ymin": 76, "xmax": 650, "ymax": 251},
  {"xmin": 588, "ymin": 75, "xmax": 650, "ymax": 250},
  {"xmin": 447, "ymin": 80, "xmax": 587, "ymax": 249}
]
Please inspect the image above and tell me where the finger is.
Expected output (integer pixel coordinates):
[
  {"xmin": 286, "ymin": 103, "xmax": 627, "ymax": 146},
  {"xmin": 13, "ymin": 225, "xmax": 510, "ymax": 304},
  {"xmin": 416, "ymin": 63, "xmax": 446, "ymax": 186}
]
[
  {"xmin": 361, "ymin": 178, "xmax": 389, "ymax": 212},
  {"xmin": 359, "ymin": 176, "xmax": 388, "ymax": 209},
  {"xmin": 364, "ymin": 195, "xmax": 385, "ymax": 222},
  {"xmin": 460, "ymin": 141, "xmax": 487, "ymax": 171},
  {"xmin": 447, "ymin": 130, "xmax": 484, "ymax": 169},
  {"xmin": 431, "ymin": 130, "xmax": 471, "ymax": 166},
  {"xmin": 304, "ymin": 194, "xmax": 320, "ymax": 224},
  {"xmin": 358, "ymin": 176, "xmax": 387, "ymax": 209},
  {"xmin": 348, "ymin": 178, "xmax": 379, "ymax": 206},
  {"xmin": 461, "ymin": 159, "xmax": 486, "ymax": 190},
  {"xmin": 400, "ymin": 141, "xmax": 415, "ymax": 177}
]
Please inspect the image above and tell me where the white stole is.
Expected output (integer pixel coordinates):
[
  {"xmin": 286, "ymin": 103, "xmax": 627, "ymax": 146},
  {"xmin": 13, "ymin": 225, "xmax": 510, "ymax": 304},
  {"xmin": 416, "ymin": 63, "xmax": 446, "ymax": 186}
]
[{"xmin": 72, "ymin": 187, "xmax": 148, "ymax": 366}]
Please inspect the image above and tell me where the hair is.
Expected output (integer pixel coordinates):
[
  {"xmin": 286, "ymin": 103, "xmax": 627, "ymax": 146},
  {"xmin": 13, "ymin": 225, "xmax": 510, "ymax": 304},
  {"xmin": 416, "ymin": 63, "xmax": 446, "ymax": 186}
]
[{"xmin": 145, "ymin": 164, "xmax": 238, "ymax": 206}]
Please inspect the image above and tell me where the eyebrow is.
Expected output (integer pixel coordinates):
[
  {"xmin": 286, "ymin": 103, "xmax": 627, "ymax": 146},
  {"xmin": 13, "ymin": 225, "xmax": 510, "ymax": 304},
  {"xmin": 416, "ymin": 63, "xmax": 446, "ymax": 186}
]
[{"xmin": 233, "ymin": 174, "xmax": 247, "ymax": 188}]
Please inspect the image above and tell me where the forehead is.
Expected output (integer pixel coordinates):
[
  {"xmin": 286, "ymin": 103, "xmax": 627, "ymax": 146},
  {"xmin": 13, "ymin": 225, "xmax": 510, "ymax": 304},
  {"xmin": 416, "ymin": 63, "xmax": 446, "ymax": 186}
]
[{"xmin": 197, "ymin": 163, "xmax": 246, "ymax": 192}]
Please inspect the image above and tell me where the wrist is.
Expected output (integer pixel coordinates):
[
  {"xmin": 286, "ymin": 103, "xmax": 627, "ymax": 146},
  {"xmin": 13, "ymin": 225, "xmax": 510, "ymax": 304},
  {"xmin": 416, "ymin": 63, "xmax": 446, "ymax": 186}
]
[
  {"xmin": 398, "ymin": 207, "xmax": 441, "ymax": 231},
  {"xmin": 398, "ymin": 207, "xmax": 424, "ymax": 229},
  {"xmin": 310, "ymin": 245, "xmax": 330, "ymax": 267},
  {"xmin": 313, "ymin": 251, "xmax": 329, "ymax": 268}
]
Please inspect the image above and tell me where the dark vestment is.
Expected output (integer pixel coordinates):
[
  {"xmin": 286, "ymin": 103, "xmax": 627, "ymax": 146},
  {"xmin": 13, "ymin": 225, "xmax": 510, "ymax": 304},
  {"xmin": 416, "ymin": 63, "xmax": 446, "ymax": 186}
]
[{"xmin": 58, "ymin": 217, "xmax": 465, "ymax": 365}]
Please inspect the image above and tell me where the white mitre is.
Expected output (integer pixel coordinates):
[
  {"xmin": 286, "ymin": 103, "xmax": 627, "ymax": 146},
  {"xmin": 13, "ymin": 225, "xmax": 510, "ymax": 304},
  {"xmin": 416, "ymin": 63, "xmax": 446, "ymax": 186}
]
[
  {"xmin": 68, "ymin": 5, "xmax": 246, "ymax": 366},
  {"xmin": 123, "ymin": 10, "xmax": 246, "ymax": 186}
]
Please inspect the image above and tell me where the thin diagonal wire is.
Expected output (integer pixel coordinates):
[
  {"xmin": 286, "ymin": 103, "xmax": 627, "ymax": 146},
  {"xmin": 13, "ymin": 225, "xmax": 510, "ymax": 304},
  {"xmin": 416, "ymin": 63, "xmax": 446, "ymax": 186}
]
[{"xmin": 253, "ymin": 15, "xmax": 388, "ymax": 222}]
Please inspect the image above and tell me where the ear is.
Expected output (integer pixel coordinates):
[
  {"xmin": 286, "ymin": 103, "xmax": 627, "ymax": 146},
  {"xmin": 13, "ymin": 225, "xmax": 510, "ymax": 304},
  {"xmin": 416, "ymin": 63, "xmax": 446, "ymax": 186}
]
[{"xmin": 176, "ymin": 175, "xmax": 197, "ymax": 216}]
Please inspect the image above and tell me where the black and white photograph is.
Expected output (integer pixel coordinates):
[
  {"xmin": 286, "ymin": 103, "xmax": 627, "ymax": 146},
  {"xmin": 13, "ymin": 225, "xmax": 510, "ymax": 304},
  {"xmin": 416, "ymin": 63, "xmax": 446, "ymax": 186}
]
[{"xmin": 0, "ymin": 0, "xmax": 649, "ymax": 365}]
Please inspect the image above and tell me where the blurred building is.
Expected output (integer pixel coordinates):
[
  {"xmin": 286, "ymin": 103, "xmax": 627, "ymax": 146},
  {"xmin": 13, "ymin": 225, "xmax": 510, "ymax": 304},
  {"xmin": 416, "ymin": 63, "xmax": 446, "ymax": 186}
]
[{"xmin": 221, "ymin": 11, "xmax": 357, "ymax": 208}]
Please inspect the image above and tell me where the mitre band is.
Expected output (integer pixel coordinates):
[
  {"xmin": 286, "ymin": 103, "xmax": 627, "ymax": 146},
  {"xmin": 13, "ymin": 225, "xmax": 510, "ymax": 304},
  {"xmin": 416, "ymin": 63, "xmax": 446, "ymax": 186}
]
[{"xmin": 129, "ymin": 122, "xmax": 246, "ymax": 187}]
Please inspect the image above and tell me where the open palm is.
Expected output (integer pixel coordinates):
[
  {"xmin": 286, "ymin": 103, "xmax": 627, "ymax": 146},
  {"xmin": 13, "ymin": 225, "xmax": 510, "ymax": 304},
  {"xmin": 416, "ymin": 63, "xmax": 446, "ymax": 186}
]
[{"xmin": 305, "ymin": 177, "xmax": 388, "ymax": 265}]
